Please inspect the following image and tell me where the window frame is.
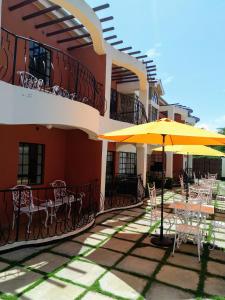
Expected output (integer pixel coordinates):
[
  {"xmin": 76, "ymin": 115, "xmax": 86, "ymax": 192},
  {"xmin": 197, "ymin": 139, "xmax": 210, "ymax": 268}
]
[
  {"xmin": 17, "ymin": 142, "xmax": 45, "ymax": 185},
  {"xmin": 119, "ymin": 152, "xmax": 137, "ymax": 175}
]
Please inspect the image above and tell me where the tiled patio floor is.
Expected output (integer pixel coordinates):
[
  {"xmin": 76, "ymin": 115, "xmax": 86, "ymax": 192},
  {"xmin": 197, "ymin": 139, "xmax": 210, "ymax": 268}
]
[{"xmin": 0, "ymin": 189, "xmax": 225, "ymax": 299}]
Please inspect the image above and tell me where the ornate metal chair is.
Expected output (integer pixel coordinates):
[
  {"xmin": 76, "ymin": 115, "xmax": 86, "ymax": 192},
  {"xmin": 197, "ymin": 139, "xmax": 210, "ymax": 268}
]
[
  {"xmin": 172, "ymin": 201, "xmax": 203, "ymax": 262},
  {"xmin": 147, "ymin": 183, "xmax": 174, "ymax": 233},
  {"xmin": 50, "ymin": 180, "xmax": 84, "ymax": 222},
  {"xmin": 11, "ymin": 185, "xmax": 48, "ymax": 233}
]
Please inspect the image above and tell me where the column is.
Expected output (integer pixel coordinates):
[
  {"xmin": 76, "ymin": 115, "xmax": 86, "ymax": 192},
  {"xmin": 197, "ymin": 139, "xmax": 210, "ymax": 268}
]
[
  {"xmin": 166, "ymin": 152, "xmax": 173, "ymax": 178},
  {"xmin": 136, "ymin": 144, "xmax": 147, "ymax": 186},
  {"xmin": 100, "ymin": 140, "xmax": 108, "ymax": 198}
]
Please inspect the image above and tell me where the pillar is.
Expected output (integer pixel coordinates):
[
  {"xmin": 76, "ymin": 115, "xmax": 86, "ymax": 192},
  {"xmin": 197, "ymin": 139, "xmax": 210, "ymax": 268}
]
[
  {"xmin": 136, "ymin": 144, "xmax": 147, "ymax": 186},
  {"xmin": 166, "ymin": 152, "xmax": 173, "ymax": 178}
]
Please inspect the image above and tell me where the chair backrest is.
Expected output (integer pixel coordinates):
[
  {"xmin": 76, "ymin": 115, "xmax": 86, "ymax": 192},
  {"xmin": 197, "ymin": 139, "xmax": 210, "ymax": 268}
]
[
  {"xmin": 208, "ymin": 173, "xmax": 217, "ymax": 180},
  {"xmin": 174, "ymin": 201, "xmax": 202, "ymax": 225},
  {"xmin": 147, "ymin": 182, "xmax": 157, "ymax": 208},
  {"xmin": 189, "ymin": 186, "xmax": 211, "ymax": 204},
  {"xmin": 51, "ymin": 180, "xmax": 67, "ymax": 201},
  {"xmin": 179, "ymin": 175, "xmax": 185, "ymax": 195},
  {"xmin": 11, "ymin": 185, "xmax": 34, "ymax": 210}
]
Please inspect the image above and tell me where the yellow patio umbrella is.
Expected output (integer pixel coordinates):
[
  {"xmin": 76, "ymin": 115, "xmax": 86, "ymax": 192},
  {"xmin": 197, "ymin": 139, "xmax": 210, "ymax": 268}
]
[
  {"xmin": 99, "ymin": 118, "xmax": 225, "ymax": 246},
  {"xmin": 152, "ymin": 145, "xmax": 225, "ymax": 157}
]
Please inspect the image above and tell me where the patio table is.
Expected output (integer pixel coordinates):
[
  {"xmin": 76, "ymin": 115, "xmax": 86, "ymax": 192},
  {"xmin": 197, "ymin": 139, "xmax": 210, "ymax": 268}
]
[{"xmin": 168, "ymin": 202, "xmax": 214, "ymax": 215}]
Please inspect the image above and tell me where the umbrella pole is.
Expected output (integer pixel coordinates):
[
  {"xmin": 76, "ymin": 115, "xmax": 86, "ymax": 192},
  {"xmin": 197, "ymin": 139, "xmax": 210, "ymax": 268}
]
[
  {"xmin": 185, "ymin": 153, "xmax": 189, "ymax": 201},
  {"xmin": 151, "ymin": 134, "xmax": 172, "ymax": 247}
]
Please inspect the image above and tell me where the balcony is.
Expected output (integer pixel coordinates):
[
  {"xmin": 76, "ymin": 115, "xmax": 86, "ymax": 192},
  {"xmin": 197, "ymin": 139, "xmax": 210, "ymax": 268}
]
[
  {"xmin": 0, "ymin": 28, "xmax": 105, "ymax": 116},
  {"xmin": 110, "ymin": 89, "xmax": 148, "ymax": 125}
]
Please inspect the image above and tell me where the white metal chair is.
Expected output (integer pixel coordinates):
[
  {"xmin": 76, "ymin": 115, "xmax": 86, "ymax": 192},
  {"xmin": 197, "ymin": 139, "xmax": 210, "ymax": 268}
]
[
  {"xmin": 50, "ymin": 180, "xmax": 84, "ymax": 223},
  {"xmin": 208, "ymin": 173, "xmax": 217, "ymax": 180},
  {"xmin": 147, "ymin": 183, "xmax": 174, "ymax": 233},
  {"xmin": 172, "ymin": 201, "xmax": 203, "ymax": 261},
  {"xmin": 179, "ymin": 175, "xmax": 185, "ymax": 196},
  {"xmin": 17, "ymin": 71, "xmax": 44, "ymax": 90},
  {"xmin": 11, "ymin": 185, "xmax": 48, "ymax": 233}
]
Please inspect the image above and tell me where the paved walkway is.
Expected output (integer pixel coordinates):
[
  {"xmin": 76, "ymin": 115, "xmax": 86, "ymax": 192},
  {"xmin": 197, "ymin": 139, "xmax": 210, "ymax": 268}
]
[{"xmin": 0, "ymin": 190, "xmax": 225, "ymax": 299}]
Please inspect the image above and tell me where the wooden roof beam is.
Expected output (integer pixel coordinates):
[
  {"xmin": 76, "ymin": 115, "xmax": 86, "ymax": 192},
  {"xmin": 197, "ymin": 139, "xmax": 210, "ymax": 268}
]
[
  {"xmin": 9, "ymin": 0, "xmax": 38, "ymax": 11},
  {"xmin": 119, "ymin": 46, "xmax": 132, "ymax": 51},
  {"xmin": 93, "ymin": 4, "xmax": 110, "ymax": 12},
  {"xmin": 36, "ymin": 15, "xmax": 74, "ymax": 29},
  {"xmin": 68, "ymin": 42, "xmax": 93, "ymax": 51},
  {"xmin": 110, "ymin": 40, "xmax": 123, "ymax": 46},
  {"xmin": 22, "ymin": 5, "xmax": 60, "ymax": 20}
]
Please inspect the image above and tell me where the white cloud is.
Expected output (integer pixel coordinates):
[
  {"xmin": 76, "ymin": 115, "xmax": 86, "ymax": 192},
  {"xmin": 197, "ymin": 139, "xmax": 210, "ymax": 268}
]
[
  {"xmin": 146, "ymin": 43, "xmax": 162, "ymax": 58},
  {"xmin": 197, "ymin": 115, "xmax": 225, "ymax": 132},
  {"xmin": 163, "ymin": 75, "xmax": 174, "ymax": 85}
]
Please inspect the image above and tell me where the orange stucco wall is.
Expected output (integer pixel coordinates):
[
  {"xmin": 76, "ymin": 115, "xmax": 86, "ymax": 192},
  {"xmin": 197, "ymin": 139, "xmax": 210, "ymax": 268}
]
[{"xmin": 0, "ymin": 125, "xmax": 102, "ymax": 189}]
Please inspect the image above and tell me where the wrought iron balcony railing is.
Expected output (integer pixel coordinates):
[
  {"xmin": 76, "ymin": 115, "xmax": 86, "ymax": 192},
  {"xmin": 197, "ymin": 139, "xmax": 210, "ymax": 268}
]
[
  {"xmin": 110, "ymin": 89, "xmax": 148, "ymax": 124},
  {"xmin": 0, "ymin": 28, "xmax": 106, "ymax": 116}
]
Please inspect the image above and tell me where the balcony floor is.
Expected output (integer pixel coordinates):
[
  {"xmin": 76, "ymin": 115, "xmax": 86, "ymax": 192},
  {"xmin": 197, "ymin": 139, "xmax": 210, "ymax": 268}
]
[{"xmin": 0, "ymin": 189, "xmax": 225, "ymax": 300}]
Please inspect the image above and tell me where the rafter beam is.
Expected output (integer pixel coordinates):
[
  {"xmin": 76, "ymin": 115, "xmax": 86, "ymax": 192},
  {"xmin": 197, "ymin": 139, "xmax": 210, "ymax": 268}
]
[
  {"xmin": 112, "ymin": 69, "xmax": 134, "ymax": 75},
  {"xmin": 9, "ymin": 0, "xmax": 38, "ymax": 11},
  {"xmin": 58, "ymin": 33, "xmax": 90, "ymax": 44},
  {"xmin": 93, "ymin": 4, "xmax": 109, "ymax": 12},
  {"xmin": 46, "ymin": 16, "xmax": 113, "ymax": 37},
  {"xmin": 22, "ymin": 5, "xmax": 60, "ymax": 20},
  {"xmin": 146, "ymin": 65, "xmax": 156, "ymax": 69},
  {"xmin": 103, "ymin": 27, "xmax": 114, "ymax": 33},
  {"xmin": 143, "ymin": 60, "xmax": 154, "ymax": 64},
  {"xmin": 128, "ymin": 51, "xmax": 141, "ymax": 55},
  {"xmin": 36, "ymin": 15, "xmax": 74, "ymax": 29},
  {"xmin": 68, "ymin": 42, "xmax": 93, "ymax": 51},
  {"xmin": 119, "ymin": 46, "xmax": 132, "ymax": 51},
  {"xmin": 110, "ymin": 40, "xmax": 123, "ymax": 46},
  {"xmin": 117, "ymin": 79, "xmax": 139, "ymax": 84},
  {"xmin": 112, "ymin": 75, "xmax": 138, "ymax": 80},
  {"xmin": 136, "ymin": 55, "xmax": 148, "ymax": 59},
  {"xmin": 105, "ymin": 35, "xmax": 117, "ymax": 41}
]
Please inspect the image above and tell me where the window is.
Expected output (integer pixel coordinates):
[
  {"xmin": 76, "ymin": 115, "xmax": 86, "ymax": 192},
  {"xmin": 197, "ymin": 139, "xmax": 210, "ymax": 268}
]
[
  {"xmin": 106, "ymin": 151, "xmax": 115, "ymax": 180},
  {"xmin": 18, "ymin": 143, "xmax": 45, "ymax": 185},
  {"xmin": 29, "ymin": 41, "xmax": 51, "ymax": 85},
  {"xmin": 119, "ymin": 152, "xmax": 136, "ymax": 175},
  {"xmin": 151, "ymin": 107, "xmax": 158, "ymax": 121}
]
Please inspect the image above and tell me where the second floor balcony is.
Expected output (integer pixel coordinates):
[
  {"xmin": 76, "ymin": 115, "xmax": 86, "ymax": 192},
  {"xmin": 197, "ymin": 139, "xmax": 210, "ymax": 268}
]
[
  {"xmin": 0, "ymin": 28, "xmax": 106, "ymax": 116},
  {"xmin": 110, "ymin": 89, "xmax": 148, "ymax": 125}
]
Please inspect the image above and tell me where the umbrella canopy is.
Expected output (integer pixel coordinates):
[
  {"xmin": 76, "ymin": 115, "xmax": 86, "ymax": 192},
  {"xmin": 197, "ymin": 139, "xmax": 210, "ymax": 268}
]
[
  {"xmin": 99, "ymin": 118, "xmax": 225, "ymax": 145},
  {"xmin": 98, "ymin": 118, "xmax": 225, "ymax": 247},
  {"xmin": 152, "ymin": 145, "xmax": 225, "ymax": 157}
]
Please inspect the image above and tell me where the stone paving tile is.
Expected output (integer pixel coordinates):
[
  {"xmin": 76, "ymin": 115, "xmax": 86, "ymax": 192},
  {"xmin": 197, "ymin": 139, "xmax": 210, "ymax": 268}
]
[
  {"xmin": 101, "ymin": 237, "xmax": 134, "ymax": 253},
  {"xmin": 0, "ymin": 244, "xmax": 53, "ymax": 262},
  {"xmin": 116, "ymin": 255, "xmax": 158, "ymax": 277},
  {"xmin": 131, "ymin": 245, "xmax": 165, "ymax": 261},
  {"xmin": 119, "ymin": 211, "xmax": 142, "ymax": 217},
  {"xmin": 204, "ymin": 276, "xmax": 225, "ymax": 297},
  {"xmin": 145, "ymin": 282, "xmax": 194, "ymax": 300},
  {"xmin": 0, "ymin": 261, "xmax": 10, "ymax": 271},
  {"xmin": 21, "ymin": 277, "xmax": 85, "ymax": 300},
  {"xmin": 95, "ymin": 213, "xmax": 117, "ymax": 224},
  {"xmin": 99, "ymin": 269, "xmax": 147, "ymax": 299},
  {"xmin": 51, "ymin": 241, "xmax": 91, "ymax": 257},
  {"xmin": 23, "ymin": 252, "xmax": 69, "ymax": 273},
  {"xmin": 113, "ymin": 214, "xmax": 135, "ymax": 222},
  {"xmin": 82, "ymin": 291, "xmax": 114, "ymax": 300},
  {"xmin": 89, "ymin": 225, "xmax": 117, "ymax": 235},
  {"xmin": 175, "ymin": 243, "xmax": 198, "ymax": 256},
  {"xmin": 86, "ymin": 248, "xmax": 123, "ymax": 267},
  {"xmin": 207, "ymin": 260, "xmax": 225, "ymax": 276},
  {"xmin": 101, "ymin": 219, "xmax": 127, "ymax": 229},
  {"xmin": 113, "ymin": 231, "xmax": 144, "ymax": 242},
  {"xmin": 167, "ymin": 252, "xmax": 201, "ymax": 271},
  {"xmin": 72, "ymin": 232, "xmax": 107, "ymax": 246},
  {"xmin": 209, "ymin": 249, "xmax": 225, "ymax": 261},
  {"xmin": 156, "ymin": 265, "xmax": 199, "ymax": 290},
  {"xmin": 0, "ymin": 266, "xmax": 42, "ymax": 294},
  {"xmin": 134, "ymin": 218, "xmax": 150, "ymax": 226},
  {"xmin": 56, "ymin": 259, "xmax": 105, "ymax": 286},
  {"xmin": 126, "ymin": 223, "xmax": 149, "ymax": 233}
]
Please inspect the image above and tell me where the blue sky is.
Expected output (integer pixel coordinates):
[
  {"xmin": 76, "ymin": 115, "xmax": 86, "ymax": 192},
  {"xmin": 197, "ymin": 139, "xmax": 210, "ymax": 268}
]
[{"xmin": 86, "ymin": 0, "xmax": 225, "ymax": 131}]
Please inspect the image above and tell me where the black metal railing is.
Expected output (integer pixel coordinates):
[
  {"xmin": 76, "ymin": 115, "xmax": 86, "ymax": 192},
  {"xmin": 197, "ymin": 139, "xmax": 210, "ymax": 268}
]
[
  {"xmin": 0, "ymin": 28, "xmax": 105, "ymax": 115},
  {"xmin": 0, "ymin": 181, "xmax": 99, "ymax": 250},
  {"xmin": 105, "ymin": 174, "xmax": 144, "ymax": 210},
  {"xmin": 110, "ymin": 89, "xmax": 148, "ymax": 124}
]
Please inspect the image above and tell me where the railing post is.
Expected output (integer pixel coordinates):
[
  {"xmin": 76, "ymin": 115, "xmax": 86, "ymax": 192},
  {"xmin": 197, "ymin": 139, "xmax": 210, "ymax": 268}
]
[
  {"xmin": 12, "ymin": 35, "xmax": 18, "ymax": 85},
  {"xmin": 74, "ymin": 62, "xmax": 80, "ymax": 98},
  {"xmin": 15, "ymin": 189, "xmax": 21, "ymax": 242}
]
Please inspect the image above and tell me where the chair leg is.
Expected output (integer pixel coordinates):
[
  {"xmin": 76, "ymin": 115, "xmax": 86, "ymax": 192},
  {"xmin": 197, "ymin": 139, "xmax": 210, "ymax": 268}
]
[
  {"xmin": 197, "ymin": 236, "xmax": 201, "ymax": 262},
  {"xmin": 172, "ymin": 233, "xmax": 177, "ymax": 256},
  {"xmin": 12, "ymin": 212, "xmax": 15, "ymax": 230},
  {"xmin": 44, "ymin": 209, "xmax": 48, "ymax": 227}
]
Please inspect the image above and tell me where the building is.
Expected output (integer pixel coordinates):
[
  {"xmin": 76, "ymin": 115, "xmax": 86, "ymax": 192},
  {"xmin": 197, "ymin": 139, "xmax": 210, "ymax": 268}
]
[
  {"xmin": 148, "ymin": 95, "xmax": 200, "ymax": 181},
  {"xmin": 0, "ymin": 0, "xmax": 153, "ymax": 250}
]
